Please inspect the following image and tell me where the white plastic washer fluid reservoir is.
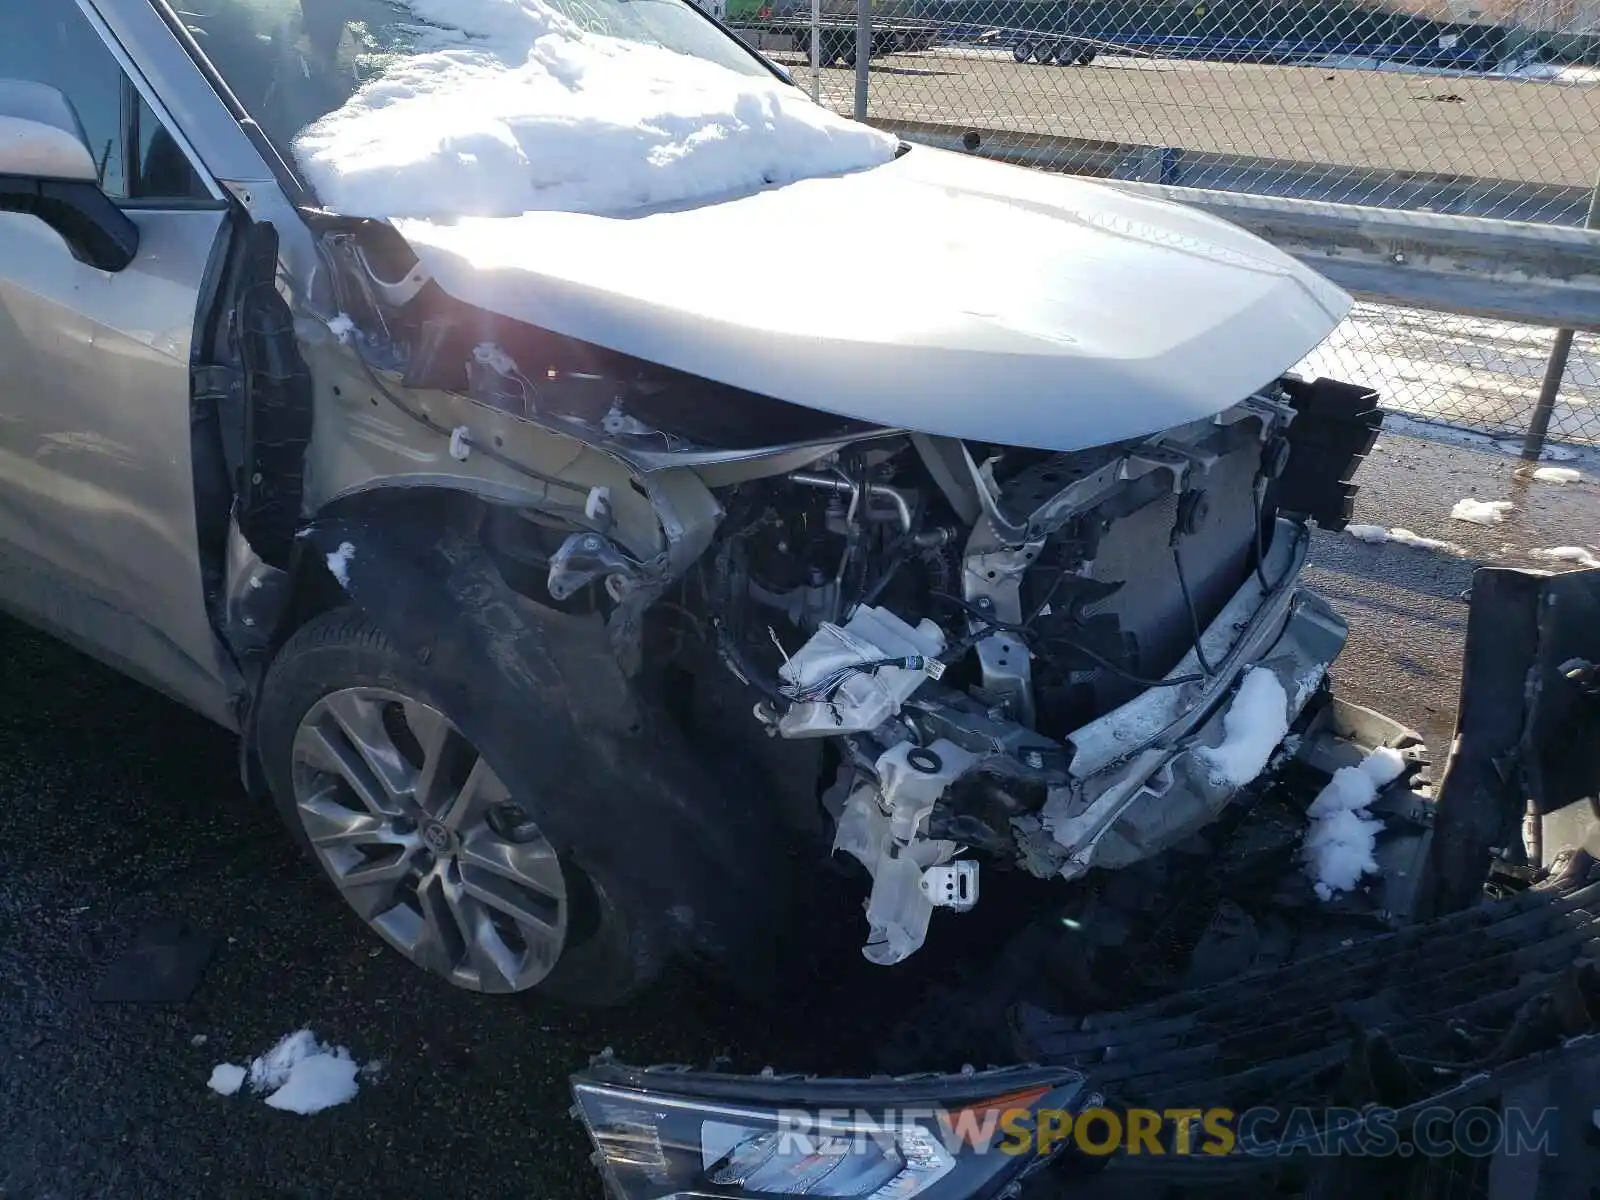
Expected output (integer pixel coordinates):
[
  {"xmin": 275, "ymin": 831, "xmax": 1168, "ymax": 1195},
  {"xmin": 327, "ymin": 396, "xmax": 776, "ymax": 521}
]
[{"xmin": 777, "ymin": 605, "xmax": 946, "ymax": 738}]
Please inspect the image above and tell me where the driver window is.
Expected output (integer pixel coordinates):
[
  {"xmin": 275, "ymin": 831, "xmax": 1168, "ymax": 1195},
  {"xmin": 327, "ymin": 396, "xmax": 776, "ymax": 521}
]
[{"xmin": 0, "ymin": 4, "xmax": 208, "ymax": 202}]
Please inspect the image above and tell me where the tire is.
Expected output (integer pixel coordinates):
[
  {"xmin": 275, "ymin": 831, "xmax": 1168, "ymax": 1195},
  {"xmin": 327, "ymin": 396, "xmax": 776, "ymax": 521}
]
[
  {"xmin": 1013, "ymin": 41, "xmax": 1033, "ymax": 63},
  {"xmin": 1077, "ymin": 49, "xmax": 1097, "ymax": 65},
  {"xmin": 257, "ymin": 607, "xmax": 662, "ymax": 1006}
]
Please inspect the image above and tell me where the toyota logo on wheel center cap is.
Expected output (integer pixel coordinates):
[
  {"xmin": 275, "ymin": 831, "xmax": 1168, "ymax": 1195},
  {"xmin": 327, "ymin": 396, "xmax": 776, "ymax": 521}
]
[{"xmin": 423, "ymin": 822, "xmax": 454, "ymax": 854}]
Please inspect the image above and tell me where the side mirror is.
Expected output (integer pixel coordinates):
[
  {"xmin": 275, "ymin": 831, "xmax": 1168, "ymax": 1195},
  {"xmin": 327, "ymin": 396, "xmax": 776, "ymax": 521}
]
[{"xmin": 0, "ymin": 80, "xmax": 139, "ymax": 272}]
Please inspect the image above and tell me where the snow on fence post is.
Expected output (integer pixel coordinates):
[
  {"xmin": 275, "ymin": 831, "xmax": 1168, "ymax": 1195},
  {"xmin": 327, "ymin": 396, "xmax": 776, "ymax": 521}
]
[{"xmin": 1523, "ymin": 168, "xmax": 1600, "ymax": 460}]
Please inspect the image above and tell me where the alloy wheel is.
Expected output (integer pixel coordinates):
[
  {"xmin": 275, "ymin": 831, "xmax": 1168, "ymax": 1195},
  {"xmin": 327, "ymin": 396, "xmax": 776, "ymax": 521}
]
[{"xmin": 290, "ymin": 687, "xmax": 567, "ymax": 993}]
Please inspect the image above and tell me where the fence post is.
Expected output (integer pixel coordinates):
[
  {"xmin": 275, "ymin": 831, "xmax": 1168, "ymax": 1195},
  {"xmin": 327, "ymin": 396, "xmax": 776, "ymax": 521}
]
[
  {"xmin": 854, "ymin": 0, "xmax": 870, "ymax": 121},
  {"xmin": 809, "ymin": 0, "xmax": 821, "ymax": 103},
  {"xmin": 1522, "ymin": 168, "xmax": 1600, "ymax": 460}
]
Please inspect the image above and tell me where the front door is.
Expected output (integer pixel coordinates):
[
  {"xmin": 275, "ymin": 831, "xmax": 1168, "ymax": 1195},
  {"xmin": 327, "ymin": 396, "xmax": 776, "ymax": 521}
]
[{"xmin": 0, "ymin": 2, "xmax": 234, "ymax": 724}]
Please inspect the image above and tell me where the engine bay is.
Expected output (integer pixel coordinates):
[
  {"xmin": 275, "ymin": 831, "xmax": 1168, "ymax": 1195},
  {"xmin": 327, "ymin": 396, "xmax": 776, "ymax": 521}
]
[{"xmin": 596, "ymin": 383, "xmax": 1378, "ymax": 966}]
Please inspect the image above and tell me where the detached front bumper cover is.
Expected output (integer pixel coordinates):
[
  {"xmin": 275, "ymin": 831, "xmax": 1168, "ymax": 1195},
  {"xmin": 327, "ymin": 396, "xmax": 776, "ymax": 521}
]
[{"xmin": 570, "ymin": 1061, "xmax": 1085, "ymax": 1199}]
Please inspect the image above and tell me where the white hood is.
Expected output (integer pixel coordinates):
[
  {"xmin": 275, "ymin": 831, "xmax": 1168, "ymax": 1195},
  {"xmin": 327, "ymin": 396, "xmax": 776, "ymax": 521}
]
[{"xmin": 394, "ymin": 146, "xmax": 1352, "ymax": 451}]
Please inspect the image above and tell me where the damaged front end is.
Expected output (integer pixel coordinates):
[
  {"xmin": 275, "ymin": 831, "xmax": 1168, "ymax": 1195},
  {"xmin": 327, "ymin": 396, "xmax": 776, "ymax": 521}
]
[
  {"xmin": 232, "ymin": 215, "xmax": 1381, "ymax": 974},
  {"xmin": 702, "ymin": 377, "xmax": 1377, "ymax": 966}
]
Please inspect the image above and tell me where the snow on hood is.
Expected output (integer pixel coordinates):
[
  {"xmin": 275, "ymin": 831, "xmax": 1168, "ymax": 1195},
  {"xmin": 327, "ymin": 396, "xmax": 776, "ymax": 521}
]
[
  {"xmin": 395, "ymin": 146, "xmax": 1354, "ymax": 451},
  {"xmin": 292, "ymin": 0, "xmax": 897, "ymax": 218}
]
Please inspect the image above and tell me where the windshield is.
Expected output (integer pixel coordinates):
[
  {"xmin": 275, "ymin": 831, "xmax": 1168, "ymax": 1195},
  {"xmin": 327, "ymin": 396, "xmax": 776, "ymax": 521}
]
[
  {"xmin": 174, "ymin": 0, "xmax": 895, "ymax": 219},
  {"xmin": 176, "ymin": 0, "xmax": 774, "ymax": 167}
]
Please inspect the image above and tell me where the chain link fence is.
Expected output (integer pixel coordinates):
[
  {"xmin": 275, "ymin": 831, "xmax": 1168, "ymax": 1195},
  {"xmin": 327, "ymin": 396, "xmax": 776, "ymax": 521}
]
[{"xmin": 722, "ymin": 0, "xmax": 1600, "ymax": 445}]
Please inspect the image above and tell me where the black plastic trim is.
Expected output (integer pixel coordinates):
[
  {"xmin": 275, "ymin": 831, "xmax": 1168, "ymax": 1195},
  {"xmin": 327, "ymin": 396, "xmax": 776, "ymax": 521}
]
[
  {"xmin": 235, "ymin": 221, "xmax": 313, "ymax": 569},
  {"xmin": 0, "ymin": 174, "xmax": 139, "ymax": 271},
  {"xmin": 1273, "ymin": 375, "xmax": 1385, "ymax": 531}
]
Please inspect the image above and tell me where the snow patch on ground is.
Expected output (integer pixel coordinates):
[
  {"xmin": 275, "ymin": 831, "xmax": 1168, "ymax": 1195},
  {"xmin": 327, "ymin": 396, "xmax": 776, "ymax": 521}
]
[
  {"xmin": 263, "ymin": 1049, "xmax": 361, "ymax": 1115},
  {"xmin": 1303, "ymin": 746, "xmax": 1407, "ymax": 900},
  {"xmin": 1532, "ymin": 466, "xmax": 1584, "ymax": 484},
  {"xmin": 1317, "ymin": 53, "xmax": 1600, "ymax": 85},
  {"xmin": 248, "ymin": 1029, "xmax": 328, "ymax": 1093},
  {"xmin": 1530, "ymin": 545, "xmax": 1600, "ymax": 568},
  {"xmin": 325, "ymin": 542, "xmax": 356, "ymax": 588},
  {"xmin": 211, "ymin": 1029, "xmax": 369, "ymax": 1116},
  {"xmin": 1198, "ymin": 667, "xmax": 1290, "ymax": 788},
  {"xmin": 294, "ymin": 0, "xmax": 897, "ymax": 219},
  {"xmin": 207, "ymin": 1063, "xmax": 246, "ymax": 1096},
  {"xmin": 1449, "ymin": 497, "xmax": 1513, "ymax": 525},
  {"xmin": 1377, "ymin": 414, "xmax": 1597, "ymax": 467},
  {"xmin": 1344, "ymin": 523, "xmax": 1389, "ymax": 543},
  {"xmin": 1343, "ymin": 524, "xmax": 1464, "ymax": 554},
  {"xmin": 1531, "ymin": 442, "xmax": 1585, "ymax": 462}
]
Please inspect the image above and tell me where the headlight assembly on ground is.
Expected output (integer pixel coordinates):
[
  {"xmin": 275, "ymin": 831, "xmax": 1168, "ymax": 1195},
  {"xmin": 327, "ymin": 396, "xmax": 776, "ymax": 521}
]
[
  {"xmin": 569, "ymin": 1064, "xmax": 1086, "ymax": 1199},
  {"xmin": 572, "ymin": 1054, "xmax": 1579, "ymax": 1199}
]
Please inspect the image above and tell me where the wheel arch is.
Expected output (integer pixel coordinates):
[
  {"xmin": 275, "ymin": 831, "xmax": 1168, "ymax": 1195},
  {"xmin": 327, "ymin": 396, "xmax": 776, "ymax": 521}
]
[
  {"xmin": 246, "ymin": 486, "xmax": 793, "ymax": 979},
  {"xmin": 232, "ymin": 481, "xmax": 588, "ymax": 793}
]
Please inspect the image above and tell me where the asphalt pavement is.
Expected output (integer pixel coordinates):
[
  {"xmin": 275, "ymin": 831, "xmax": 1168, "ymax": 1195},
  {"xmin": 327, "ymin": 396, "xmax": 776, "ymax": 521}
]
[{"xmin": 1, "ymin": 428, "xmax": 1594, "ymax": 1200}]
